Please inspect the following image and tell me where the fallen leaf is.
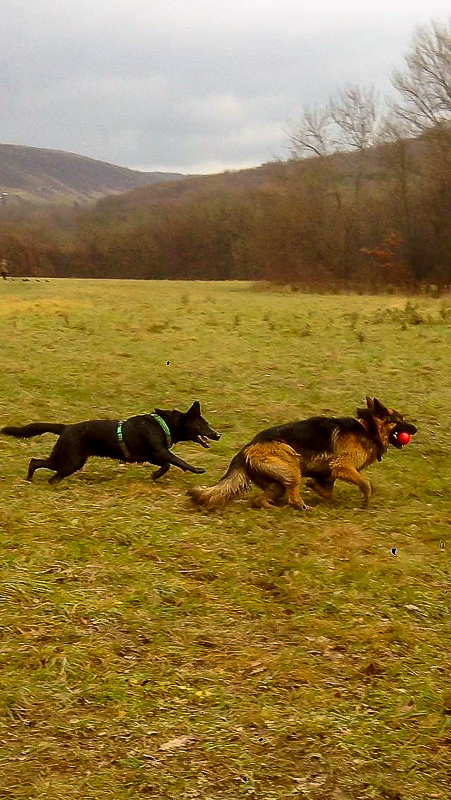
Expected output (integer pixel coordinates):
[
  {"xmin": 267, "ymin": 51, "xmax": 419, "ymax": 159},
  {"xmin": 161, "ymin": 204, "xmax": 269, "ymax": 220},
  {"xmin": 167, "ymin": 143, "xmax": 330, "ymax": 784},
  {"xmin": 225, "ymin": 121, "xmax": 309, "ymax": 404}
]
[
  {"xmin": 159, "ymin": 735, "xmax": 195, "ymax": 751},
  {"xmin": 362, "ymin": 661, "xmax": 384, "ymax": 676},
  {"xmin": 399, "ymin": 698, "xmax": 415, "ymax": 713}
]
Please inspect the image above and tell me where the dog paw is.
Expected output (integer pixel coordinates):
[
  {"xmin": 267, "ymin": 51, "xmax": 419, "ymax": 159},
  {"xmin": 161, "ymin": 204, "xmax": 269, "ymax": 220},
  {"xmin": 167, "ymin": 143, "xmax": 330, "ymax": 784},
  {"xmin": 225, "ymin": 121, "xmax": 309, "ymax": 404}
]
[{"xmin": 193, "ymin": 467, "xmax": 206, "ymax": 474}]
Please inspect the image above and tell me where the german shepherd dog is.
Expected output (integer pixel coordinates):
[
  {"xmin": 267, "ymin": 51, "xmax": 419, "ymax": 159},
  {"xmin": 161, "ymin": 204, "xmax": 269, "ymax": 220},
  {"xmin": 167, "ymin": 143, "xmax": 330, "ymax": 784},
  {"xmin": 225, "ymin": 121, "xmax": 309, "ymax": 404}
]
[
  {"xmin": 1, "ymin": 401, "xmax": 220, "ymax": 485},
  {"xmin": 188, "ymin": 397, "xmax": 417, "ymax": 511}
]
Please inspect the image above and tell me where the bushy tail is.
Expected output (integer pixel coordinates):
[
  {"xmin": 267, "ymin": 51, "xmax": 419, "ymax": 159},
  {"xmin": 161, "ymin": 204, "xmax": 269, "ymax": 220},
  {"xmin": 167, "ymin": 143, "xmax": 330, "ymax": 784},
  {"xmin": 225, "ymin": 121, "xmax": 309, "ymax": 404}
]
[
  {"xmin": 188, "ymin": 451, "xmax": 249, "ymax": 509},
  {"xmin": 1, "ymin": 422, "xmax": 66, "ymax": 439}
]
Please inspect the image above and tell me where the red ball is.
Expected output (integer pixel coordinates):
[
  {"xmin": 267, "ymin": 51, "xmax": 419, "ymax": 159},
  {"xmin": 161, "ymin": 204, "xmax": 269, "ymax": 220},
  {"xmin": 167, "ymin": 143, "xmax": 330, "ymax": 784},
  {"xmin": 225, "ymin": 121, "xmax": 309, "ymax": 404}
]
[{"xmin": 397, "ymin": 431, "xmax": 411, "ymax": 445}]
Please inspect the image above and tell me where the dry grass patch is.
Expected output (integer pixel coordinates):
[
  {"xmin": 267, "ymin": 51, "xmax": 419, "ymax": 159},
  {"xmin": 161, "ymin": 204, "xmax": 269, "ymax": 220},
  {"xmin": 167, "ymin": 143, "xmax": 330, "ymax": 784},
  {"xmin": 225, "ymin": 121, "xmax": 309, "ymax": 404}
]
[{"xmin": 0, "ymin": 280, "xmax": 450, "ymax": 799}]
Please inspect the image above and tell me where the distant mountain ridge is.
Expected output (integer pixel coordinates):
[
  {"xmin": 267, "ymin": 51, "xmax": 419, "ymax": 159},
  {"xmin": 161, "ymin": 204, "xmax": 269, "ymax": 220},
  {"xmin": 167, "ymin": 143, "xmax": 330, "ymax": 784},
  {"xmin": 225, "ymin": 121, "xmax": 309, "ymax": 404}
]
[{"xmin": 0, "ymin": 143, "xmax": 185, "ymax": 204}]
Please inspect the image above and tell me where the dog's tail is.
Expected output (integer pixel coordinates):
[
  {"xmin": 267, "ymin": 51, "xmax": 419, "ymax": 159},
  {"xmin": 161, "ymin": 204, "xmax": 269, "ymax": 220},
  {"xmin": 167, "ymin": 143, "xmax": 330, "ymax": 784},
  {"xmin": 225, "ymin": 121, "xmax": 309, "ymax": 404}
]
[
  {"xmin": 1, "ymin": 423, "xmax": 66, "ymax": 438},
  {"xmin": 188, "ymin": 450, "xmax": 250, "ymax": 509}
]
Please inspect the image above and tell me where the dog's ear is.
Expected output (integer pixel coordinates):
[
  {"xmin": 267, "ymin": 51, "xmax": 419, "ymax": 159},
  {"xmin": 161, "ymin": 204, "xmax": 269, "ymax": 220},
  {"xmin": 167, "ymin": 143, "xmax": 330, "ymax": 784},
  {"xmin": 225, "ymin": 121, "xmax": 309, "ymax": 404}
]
[
  {"xmin": 186, "ymin": 400, "xmax": 201, "ymax": 416},
  {"xmin": 366, "ymin": 396, "xmax": 374, "ymax": 410},
  {"xmin": 373, "ymin": 398, "xmax": 390, "ymax": 418}
]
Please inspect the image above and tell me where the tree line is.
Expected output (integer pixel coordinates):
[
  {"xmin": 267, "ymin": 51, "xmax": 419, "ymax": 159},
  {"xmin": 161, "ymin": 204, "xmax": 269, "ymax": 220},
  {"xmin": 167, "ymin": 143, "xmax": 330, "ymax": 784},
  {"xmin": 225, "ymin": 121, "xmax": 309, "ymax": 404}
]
[{"xmin": 1, "ymin": 19, "xmax": 450, "ymax": 290}]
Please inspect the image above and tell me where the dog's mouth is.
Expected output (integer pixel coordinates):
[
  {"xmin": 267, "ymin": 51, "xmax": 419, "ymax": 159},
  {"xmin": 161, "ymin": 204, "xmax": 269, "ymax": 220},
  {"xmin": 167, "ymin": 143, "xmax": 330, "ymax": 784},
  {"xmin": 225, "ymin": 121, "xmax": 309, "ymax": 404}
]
[
  {"xmin": 196, "ymin": 435, "xmax": 211, "ymax": 448},
  {"xmin": 196, "ymin": 430, "xmax": 221, "ymax": 448},
  {"xmin": 389, "ymin": 421, "xmax": 418, "ymax": 448}
]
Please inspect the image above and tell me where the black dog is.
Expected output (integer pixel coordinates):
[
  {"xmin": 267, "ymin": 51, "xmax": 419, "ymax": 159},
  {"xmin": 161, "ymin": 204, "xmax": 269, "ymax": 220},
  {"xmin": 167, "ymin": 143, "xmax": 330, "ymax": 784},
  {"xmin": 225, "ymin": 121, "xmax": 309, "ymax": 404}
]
[{"xmin": 1, "ymin": 401, "xmax": 220, "ymax": 484}]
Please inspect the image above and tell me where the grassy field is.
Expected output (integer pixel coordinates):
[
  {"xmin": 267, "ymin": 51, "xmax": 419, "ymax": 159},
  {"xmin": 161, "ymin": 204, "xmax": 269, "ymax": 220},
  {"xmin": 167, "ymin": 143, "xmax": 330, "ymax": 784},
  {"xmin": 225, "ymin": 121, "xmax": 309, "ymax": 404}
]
[{"xmin": 0, "ymin": 279, "xmax": 450, "ymax": 800}]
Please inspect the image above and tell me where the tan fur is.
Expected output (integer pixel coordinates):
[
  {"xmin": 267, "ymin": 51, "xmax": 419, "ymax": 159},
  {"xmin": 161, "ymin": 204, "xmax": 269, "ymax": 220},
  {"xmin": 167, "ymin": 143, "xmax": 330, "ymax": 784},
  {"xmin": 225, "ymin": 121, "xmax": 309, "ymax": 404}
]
[
  {"xmin": 188, "ymin": 441, "xmax": 307, "ymax": 511},
  {"xmin": 244, "ymin": 442, "xmax": 307, "ymax": 509},
  {"xmin": 187, "ymin": 464, "xmax": 249, "ymax": 509},
  {"xmin": 300, "ymin": 422, "xmax": 397, "ymax": 506},
  {"xmin": 188, "ymin": 398, "xmax": 415, "ymax": 511}
]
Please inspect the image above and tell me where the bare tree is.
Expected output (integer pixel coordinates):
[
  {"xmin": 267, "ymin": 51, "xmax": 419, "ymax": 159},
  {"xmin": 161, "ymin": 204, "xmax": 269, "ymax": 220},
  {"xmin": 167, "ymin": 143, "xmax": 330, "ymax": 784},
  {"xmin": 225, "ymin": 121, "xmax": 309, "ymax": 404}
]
[
  {"xmin": 288, "ymin": 105, "xmax": 334, "ymax": 159},
  {"xmin": 328, "ymin": 84, "xmax": 380, "ymax": 212},
  {"xmin": 329, "ymin": 84, "xmax": 380, "ymax": 151},
  {"xmin": 288, "ymin": 85, "xmax": 379, "ymax": 159},
  {"xmin": 390, "ymin": 19, "xmax": 451, "ymax": 134}
]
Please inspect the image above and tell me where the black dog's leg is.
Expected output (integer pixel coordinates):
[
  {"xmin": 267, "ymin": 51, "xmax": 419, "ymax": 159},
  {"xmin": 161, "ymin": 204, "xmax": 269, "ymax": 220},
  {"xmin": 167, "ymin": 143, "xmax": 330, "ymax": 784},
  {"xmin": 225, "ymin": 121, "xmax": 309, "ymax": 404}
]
[
  {"xmin": 43, "ymin": 439, "xmax": 88, "ymax": 485},
  {"xmin": 152, "ymin": 463, "xmax": 170, "ymax": 480},
  {"xmin": 153, "ymin": 450, "xmax": 205, "ymax": 475},
  {"xmin": 48, "ymin": 468, "xmax": 77, "ymax": 485},
  {"xmin": 27, "ymin": 454, "xmax": 85, "ymax": 484},
  {"xmin": 27, "ymin": 458, "xmax": 53, "ymax": 482},
  {"xmin": 48, "ymin": 456, "xmax": 88, "ymax": 485},
  {"xmin": 168, "ymin": 453, "xmax": 205, "ymax": 474}
]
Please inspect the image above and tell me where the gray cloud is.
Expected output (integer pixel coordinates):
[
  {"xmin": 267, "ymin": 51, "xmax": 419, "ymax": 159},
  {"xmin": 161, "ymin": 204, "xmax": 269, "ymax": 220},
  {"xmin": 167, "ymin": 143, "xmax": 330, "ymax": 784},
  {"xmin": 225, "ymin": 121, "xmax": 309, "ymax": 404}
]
[{"xmin": 1, "ymin": 0, "xmax": 449, "ymax": 173}]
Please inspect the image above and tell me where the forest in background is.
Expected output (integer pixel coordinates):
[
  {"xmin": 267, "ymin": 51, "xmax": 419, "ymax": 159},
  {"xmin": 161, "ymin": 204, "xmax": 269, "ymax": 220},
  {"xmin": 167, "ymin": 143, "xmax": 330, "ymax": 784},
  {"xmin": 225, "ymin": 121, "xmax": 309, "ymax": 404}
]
[{"xmin": 0, "ymin": 19, "xmax": 449, "ymax": 291}]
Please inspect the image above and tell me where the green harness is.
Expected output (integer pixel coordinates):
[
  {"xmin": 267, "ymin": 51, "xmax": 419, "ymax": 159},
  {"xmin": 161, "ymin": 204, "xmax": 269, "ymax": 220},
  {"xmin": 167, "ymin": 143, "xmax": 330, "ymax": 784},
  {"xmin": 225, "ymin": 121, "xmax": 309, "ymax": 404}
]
[
  {"xmin": 150, "ymin": 413, "xmax": 172, "ymax": 448},
  {"xmin": 116, "ymin": 413, "xmax": 172, "ymax": 461},
  {"xmin": 116, "ymin": 420, "xmax": 131, "ymax": 460}
]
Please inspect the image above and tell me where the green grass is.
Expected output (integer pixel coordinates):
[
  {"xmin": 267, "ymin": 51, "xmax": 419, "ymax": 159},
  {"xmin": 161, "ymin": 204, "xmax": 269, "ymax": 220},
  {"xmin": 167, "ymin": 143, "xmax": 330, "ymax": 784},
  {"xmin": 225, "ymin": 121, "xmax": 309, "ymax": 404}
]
[{"xmin": 0, "ymin": 279, "xmax": 450, "ymax": 799}]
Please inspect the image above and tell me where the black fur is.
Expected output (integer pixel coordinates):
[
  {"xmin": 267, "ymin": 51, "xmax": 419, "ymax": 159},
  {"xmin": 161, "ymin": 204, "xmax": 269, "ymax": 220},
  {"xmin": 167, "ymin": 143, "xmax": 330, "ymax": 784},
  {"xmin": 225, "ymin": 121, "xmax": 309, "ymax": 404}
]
[
  {"xmin": 255, "ymin": 415, "xmax": 366, "ymax": 451},
  {"xmin": 255, "ymin": 411, "xmax": 417, "ymax": 463},
  {"xmin": 1, "ymin": 401, "xmax": 220, "ymax": 485},
  {"xmin": 188, "ymin": 397, "xmax": 418, "ymax": 511}
]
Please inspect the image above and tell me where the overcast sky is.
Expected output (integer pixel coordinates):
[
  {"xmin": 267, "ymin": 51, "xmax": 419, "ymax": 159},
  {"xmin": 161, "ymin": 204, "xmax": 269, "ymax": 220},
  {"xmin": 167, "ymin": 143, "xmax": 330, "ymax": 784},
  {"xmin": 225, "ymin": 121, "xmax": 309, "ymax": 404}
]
[{"xmin": 1, "ymin": 1, "xmax": 449, "ymax": 175}]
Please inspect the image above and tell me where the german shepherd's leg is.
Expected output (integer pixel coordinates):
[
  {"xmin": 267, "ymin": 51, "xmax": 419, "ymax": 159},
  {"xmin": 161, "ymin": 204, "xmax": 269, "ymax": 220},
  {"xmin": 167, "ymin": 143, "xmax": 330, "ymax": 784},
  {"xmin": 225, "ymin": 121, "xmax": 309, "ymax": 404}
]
[
  {"xmin": 333, "ymin": 465, "xmax": 372, "ymax": 507},
  {"xmin": 252, "ymin": 491, "xmax": 277, "ymax": 510},
  {"xmin": 266, "ymin": 481, "xmax": 288, "ymax": 505},
  {"xmin": 306, "ymin": 475, "xmax": 335, "ymax": 501},
  {"xmin": 285, "ymin": 473, "xmax": 307, "ymax": 510},
  {"xmin": 27, "ymin": 457, "xmax": 53, "ymax": 482},
  {"xmin": 252, "ymin": 480, "xmax": 286, "ymax": 509},
  {"xmin": 252, "ymin": 459, "xmax": 307, "ymax": 510}
]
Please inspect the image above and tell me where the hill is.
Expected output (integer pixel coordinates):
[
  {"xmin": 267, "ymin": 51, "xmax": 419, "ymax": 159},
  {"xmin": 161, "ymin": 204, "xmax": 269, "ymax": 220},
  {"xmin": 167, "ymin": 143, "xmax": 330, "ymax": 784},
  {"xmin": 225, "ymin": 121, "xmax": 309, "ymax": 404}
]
[
  {"xmin": 90, "ymin": 132, "xmax": 439, "ymax": 217},
  {"xmin": 87, "ymin": 145, "xmax": 397, "ymax": 218},
  {"xmin": 92, "ymin": 159, "xmax": 296, "ymax": 213},
  {"xmin": 0, "ymin": 143, "xmax": 184, "ymax": 205},
  {"xmin": 0, "ymin": 130, "xmax": 448, "ymax": 287}
]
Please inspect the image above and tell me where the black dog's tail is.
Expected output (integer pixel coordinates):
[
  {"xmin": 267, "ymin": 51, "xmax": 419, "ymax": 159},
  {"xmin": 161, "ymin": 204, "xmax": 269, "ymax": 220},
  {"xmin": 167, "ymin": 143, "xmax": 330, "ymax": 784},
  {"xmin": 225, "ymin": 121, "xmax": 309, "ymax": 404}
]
[
  {"xmin": 188, "ymin": 451, "xmax": 250, "ymax": 509},
  {"xmin": 1, "ymin": 423, "xmax": 66, "ymax": 439}
]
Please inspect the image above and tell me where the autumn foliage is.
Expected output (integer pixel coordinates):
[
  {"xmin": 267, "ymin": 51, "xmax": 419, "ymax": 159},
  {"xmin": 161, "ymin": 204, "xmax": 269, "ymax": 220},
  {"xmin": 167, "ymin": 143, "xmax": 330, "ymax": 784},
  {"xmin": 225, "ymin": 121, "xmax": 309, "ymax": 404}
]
[
  {"xmin": 361, "ymin": 232, "xmax": 412, "ymax": 288},
  {"xmin": 0, "ymin": 130, "xmax": 450, "ymax": 290}
]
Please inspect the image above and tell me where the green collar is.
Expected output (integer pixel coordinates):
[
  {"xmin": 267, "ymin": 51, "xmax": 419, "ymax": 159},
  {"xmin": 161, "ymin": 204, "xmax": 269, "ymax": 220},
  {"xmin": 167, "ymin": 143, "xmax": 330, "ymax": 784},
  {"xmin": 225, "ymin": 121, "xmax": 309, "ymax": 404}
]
[
  {"xmin": 151, "ymin": 413, "xmax": 172, "ymax": 448},
  {"xmin": 117, "ymin": 420, "xmax": 131, "ymax": 460}
]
